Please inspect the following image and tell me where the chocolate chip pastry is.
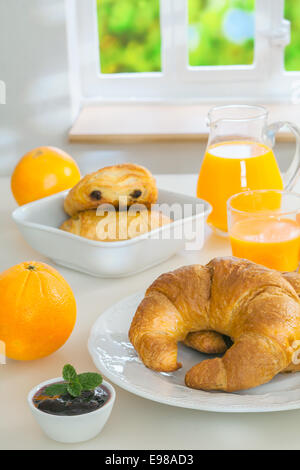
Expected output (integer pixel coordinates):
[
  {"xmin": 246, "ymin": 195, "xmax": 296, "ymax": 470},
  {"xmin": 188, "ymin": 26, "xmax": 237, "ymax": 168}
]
[
  {"xmin": 60, "ymin": 208, "xmax": 172, "ymax": 242},
  {"xmin": 64, "ymin": 163, "xmax": 158, "ymax": 216}
]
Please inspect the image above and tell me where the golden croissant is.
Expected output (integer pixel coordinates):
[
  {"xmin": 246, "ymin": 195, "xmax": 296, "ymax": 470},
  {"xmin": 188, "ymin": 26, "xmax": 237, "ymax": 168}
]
[
  {"xmin": 185, "ymin": 270, "xmax": 300, "ymax": 368},
  {"xmin": 129, "ymin": 257, "xmax": 300, "ymax": 392},
  {"xmin": 64, "ymin": 163, "xmax": 158, "ymax": 216},
  {"xmin": 60, "ymin": 209, "xmax": 172, "ymax": 242}
]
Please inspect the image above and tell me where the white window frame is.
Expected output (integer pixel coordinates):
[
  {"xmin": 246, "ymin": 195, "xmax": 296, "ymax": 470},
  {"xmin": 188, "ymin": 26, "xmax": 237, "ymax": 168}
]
[{"xmin": 66, "ymin": 0, "xmax": 300, "ymax": 118}]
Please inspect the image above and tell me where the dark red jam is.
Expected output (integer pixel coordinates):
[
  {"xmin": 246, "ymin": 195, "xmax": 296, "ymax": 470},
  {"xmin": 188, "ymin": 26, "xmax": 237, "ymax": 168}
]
[{"xmin": 33, "ymin": 381, "xmax": 110, "ymax": 416}]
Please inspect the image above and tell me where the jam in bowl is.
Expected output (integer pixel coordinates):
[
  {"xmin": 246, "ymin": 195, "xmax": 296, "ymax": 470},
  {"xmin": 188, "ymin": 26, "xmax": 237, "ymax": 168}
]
[
  {"xmin": 28, "ymin": 377, "xmax": 116, "ymax": 444},
  {"xmin": 33, "ymin": 381, "xmax": 111, "ymax": 416}
]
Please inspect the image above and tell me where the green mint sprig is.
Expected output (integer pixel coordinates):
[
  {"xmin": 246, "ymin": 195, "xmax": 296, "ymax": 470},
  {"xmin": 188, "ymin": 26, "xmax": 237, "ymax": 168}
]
[{"xmin": 44, "ymin": 364, "xmax": 103, "ymax": 398}]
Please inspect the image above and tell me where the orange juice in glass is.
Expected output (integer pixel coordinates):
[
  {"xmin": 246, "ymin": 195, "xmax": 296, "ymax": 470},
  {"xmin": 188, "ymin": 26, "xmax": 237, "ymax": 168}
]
[
  {"xmin": 197, "ymin": 105, "xmax": 300, "ymax": 235},
  {"xmin": 228, "ymin": 190, "xmax": 300, "ymax": 272}
]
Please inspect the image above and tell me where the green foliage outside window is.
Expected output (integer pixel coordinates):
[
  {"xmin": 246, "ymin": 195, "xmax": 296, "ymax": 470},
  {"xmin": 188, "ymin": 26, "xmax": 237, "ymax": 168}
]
[
  {"xmin": 285, "ymin": 0, "xmax": 300, "ymax": 71},
  {"xmin": 97, "ymin": 0, "xmax": 300, "ymax": 74},
  {"xmin": 188, "ymin": 0, "xmax": 255, "ymax": 66},
  {"xmin": 97, "ymin": 0, "xmax": 161, "ymax": 73}
]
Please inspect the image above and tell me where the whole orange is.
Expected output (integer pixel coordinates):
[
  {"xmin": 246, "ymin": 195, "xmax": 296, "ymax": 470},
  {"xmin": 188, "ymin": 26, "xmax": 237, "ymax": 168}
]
[
  {"xmin": 0, "ymin": 261, "xmax": 77, "ymax": 361},
  {"xmin": 11, "ymin": 146, "xmax": 81, "ymax": 205}
]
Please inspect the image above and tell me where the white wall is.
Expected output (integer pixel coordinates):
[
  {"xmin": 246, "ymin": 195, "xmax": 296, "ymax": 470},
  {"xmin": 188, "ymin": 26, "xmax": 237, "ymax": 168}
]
[{"xmin": 0, "ymin": 0, "xmax": 294, "ymax": 178}]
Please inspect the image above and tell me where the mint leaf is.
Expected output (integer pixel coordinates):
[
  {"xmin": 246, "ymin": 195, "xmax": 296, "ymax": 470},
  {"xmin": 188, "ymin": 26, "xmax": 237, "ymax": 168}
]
[
  {"xmin": 44, "ymin": 383, "xmax": 68, "ymax": 397},
  {"xmin": 78, "ymin": 373, "xmax": 103, "ymax": 390},
  {"xmin": 67, "ymin": 382, "xmax": 82, "ymax": 398},
  {"xmin": 57, "ymin": 364, "xmax": 103, "ymax": 398},
  {"xmin": 63, "ymin": 364, "xmax": 77, "ymax": 382}
]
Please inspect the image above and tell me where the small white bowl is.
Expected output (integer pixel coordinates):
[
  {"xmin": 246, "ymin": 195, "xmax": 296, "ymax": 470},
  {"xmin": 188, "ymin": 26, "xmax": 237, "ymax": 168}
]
[
  {"xmin": 28, "ymin": 377, "xmax": 116, "ymax": 444},
  {"xmin": 12, "ymin": 189, "xmax": 211, "ymax": 278}
]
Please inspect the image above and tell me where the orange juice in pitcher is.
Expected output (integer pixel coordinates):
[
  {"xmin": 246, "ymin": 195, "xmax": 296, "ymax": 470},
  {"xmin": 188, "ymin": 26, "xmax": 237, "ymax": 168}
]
[
  {"xmin": 197, "ymin": 105, "xmax": 300, "ymax": 235},
  {"xmin": 198, "ymin": 140, "xmax": 283, "ymax": 233}
]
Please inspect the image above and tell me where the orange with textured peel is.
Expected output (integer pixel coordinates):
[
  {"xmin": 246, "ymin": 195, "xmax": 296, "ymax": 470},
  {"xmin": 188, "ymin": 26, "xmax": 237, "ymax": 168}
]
[
  {"xmin": 11, "ymin": 146, "xmax": 81, "ymax": 205},
  {"xmin": 0, "ymin": 261, "xmax": 77, "ymax": 361}
]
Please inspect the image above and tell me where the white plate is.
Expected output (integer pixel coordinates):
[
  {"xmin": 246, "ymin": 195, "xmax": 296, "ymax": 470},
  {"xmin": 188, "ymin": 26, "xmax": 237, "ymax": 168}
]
[
  {"xmin": 12, "ymin": 189, "xmax": 211, "ymax": 278},
  {"xmin": 89, "ymin": 291, "xmax": 300, "ymax": 413}
]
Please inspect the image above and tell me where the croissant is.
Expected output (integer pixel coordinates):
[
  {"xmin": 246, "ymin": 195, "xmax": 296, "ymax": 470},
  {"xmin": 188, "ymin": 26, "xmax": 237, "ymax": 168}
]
[
  {"xmin": 129, "ymin": 257, "xmax": 300, "ymax": 392},
  {"xmin": 186, "ymin": 270, "xmax": 300, "ymax": 370},
  {"xmin": 183, "ymin": 331, "xmax": 229, "ymax": 355},
  {"xmin": 60, "ymin": 209, "xmax": 172, "ymax": 242},
  {"xmin": 64, "ymin": 164, "xmax": 158, "ymax": 216}
]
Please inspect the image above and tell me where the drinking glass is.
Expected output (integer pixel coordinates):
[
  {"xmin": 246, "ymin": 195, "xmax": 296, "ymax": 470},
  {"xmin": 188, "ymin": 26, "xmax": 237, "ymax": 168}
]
[{"xmin": 227, "ymin": 190, "xmax": 300, "ymax": 272}]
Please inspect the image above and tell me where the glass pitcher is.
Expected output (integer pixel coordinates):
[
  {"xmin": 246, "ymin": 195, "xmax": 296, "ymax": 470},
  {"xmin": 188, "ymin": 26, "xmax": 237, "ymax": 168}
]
[{"xmin": 197, "ymin": 105, "xmax": 300, "ymax": 235}]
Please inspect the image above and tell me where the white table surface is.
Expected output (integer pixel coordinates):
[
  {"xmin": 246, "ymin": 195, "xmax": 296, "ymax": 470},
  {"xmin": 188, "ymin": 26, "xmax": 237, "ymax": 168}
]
[{"xmin": 2, "ymin": 174, "xmax": 300, "ymax": 450}]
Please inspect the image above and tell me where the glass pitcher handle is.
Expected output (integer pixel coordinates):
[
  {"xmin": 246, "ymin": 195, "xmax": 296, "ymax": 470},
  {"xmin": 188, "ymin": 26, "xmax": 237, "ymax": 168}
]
[{"xmin": 265, "ymin": 121, "xmax": 300, "ymax": 190}]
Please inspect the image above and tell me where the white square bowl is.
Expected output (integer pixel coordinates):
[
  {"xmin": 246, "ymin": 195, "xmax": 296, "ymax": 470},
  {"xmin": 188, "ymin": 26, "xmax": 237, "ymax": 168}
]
[{"xmin": 12, "ymin": 189, "xmax": 211, "ymax": 278}]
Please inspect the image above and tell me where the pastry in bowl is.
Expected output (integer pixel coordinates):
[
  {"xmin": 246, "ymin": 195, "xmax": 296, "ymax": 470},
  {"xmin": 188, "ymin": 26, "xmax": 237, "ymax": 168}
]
[
  {"xmin": 64, "ymin": 164, "xmax": 158, "ymax": 216},
  {"xmin": 129, "ymin": 257, "xmax": 300, "ymax": 392},
  {"xmin": 60, "ymin": 209, "xmax": 172, "ymax": 242}
]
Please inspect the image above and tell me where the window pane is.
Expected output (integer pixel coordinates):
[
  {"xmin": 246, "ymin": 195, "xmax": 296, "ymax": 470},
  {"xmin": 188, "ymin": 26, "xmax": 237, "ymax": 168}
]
[
  {"xmin": 285, "ymin": 0, "xmax": 300, "ymax": 71},
  {"xmin": 188, "ymin": 0, "xmax": 255, "ymax": 67},
  {"xmin": 97, "ymin": 0, "xmax": 161, "ymax": 74}
]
